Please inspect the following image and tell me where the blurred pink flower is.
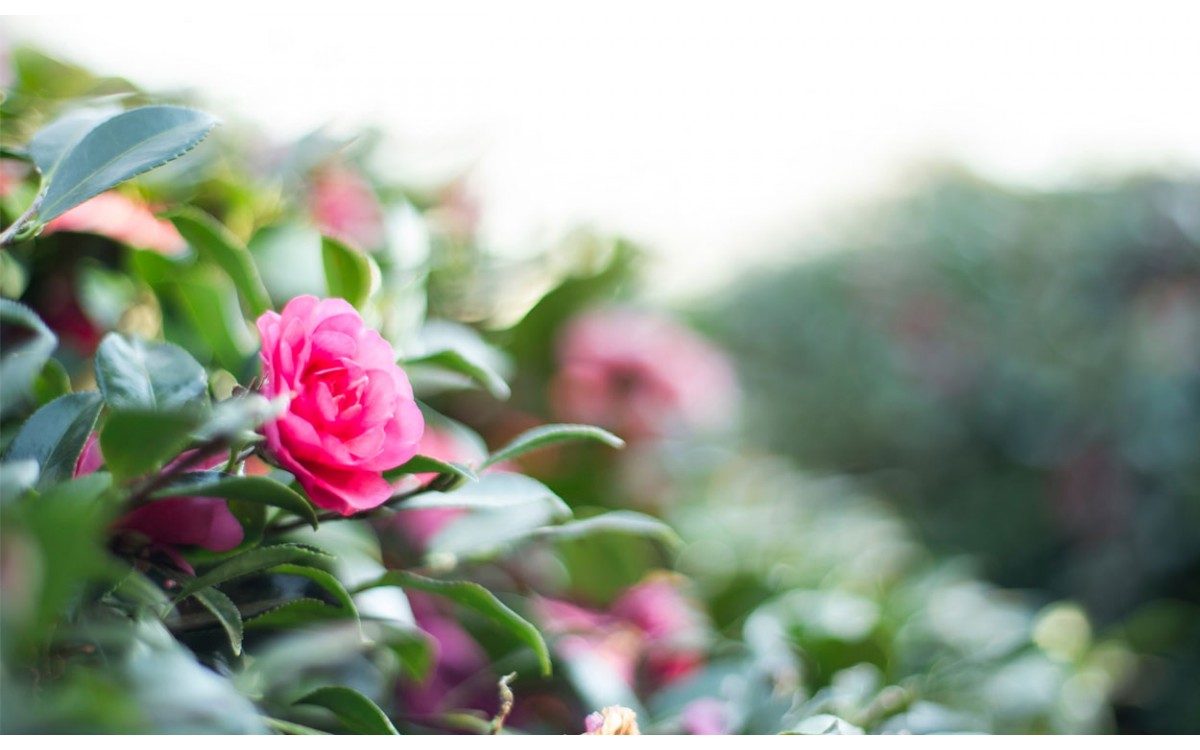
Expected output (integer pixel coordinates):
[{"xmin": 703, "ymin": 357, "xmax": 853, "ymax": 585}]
[
  {"xmin": 536, "ymin": 574, "xmax": 708, "ymax": 691},
  {"xmin": 309, "ymin": 164, "xmax": 385, "ymax": 250},
  {"xmin": 74, "ymin": 434, "xmax": 243, "ymax": 567},
  {"xmin": 399, "ymin": 592, "xmax": 495, "ymax": 719},
  {"xmin": 681, "ymin": 697, "xmax": 731, "ymax": 735},
  {"xmin": 43, "ymin": 191, "xmax": 185, "ymax": 254},
  {"xmin": 551, "ymin": 308, "xmax": 737, "ymax": 441},
  {"xmin": 388, "ymin": 427, "xmax": 483, "ymax": 551}
]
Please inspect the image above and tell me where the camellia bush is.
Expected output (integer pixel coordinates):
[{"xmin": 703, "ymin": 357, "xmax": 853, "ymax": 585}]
[{"xmin": 0, "ymin": 47, "xmax": 1137, "ymax": 734}]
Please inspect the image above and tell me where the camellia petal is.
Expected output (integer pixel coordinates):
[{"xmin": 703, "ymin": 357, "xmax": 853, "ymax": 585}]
[{"xmin": 257, "ymin": 295, "xmax": 424, "ymax": 514}]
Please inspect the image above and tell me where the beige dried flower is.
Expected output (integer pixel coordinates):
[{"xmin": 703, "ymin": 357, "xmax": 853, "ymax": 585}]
[{"xmin": 583, "ymin": 706, "xmax": 641, "ymax": 735}]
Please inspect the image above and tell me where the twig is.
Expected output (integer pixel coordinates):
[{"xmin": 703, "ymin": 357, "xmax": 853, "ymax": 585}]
[
  {"xmin": 489, "ymin": 672, "xmax": 517, "ymax": 735},
  {"xmin": 0, "ymin": 194, "xmax": 43, "ymax": 248},
  {"xmin": 123, "ymin": 438, "xmax": 238, "ymax": 510}
]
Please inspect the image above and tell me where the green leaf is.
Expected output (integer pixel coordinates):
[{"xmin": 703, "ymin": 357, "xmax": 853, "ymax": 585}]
[
  {"xmin": 32, "ymin": 358, "xmax": 71, "ymax": 406},
  {"xmin": 399, "ymin": 472, "xmax": 571, "ymax": 519},
  {"xmin": 3, "ymin": 391, "xmax": 103, "ymax": 491},
  {"xmin": 194, "ymin": 586, "xmax": 244, "ymax": 656},
  {"xmin": 151, "ymin": 472, "xmax": 318, "ymax": 530},
  {"xmin": 267, "ymin": 564, "xmax": 358, "ymax": 624},
  {"xmin": 37, "ymin": 106, "xmax": 218, "ymax": 222},
  {"xmin": 294, "ymin": 686, "xmax": 398, "ymax": 735},
  {"xmin": 532, "ymin": 510, "xmax": 681, "ymax": 548},
  {"xmin": 264, "ymin": 717, "xmax": 329, "ymax": 735},
  {"xmin": 10, "ymin": 473, "xmax": 117, "ymax": 636},
  {"xmin": 357, "ymin": 570, "xmax": 551, "ymax": 676},
  {"xmin": 109, "ymin": 567, "xmax": 173, "ymax": 613},
  {"xmin": 481, "ymin": 423, "xmax": 624, "ymax": 469},
  {"xmin": 28, "ymin": 105, "xmax": 122, "ymax": 177},
  {"xmin": 0, "ymin": 298, "xmax": 58, "ymax": 419},
  {"xmin": 171, "ymin": 543, "xmax": 334, "ymax": 604},
  {"xmin": 170, "ymin": 207, "xmax": 272, "ymax": 317},
  {"xmin": 99, "ymin": 409, "xmax": 201, "ymax": 481},
  {"xmin": 174, "ymin": 268, "xmax": 258, "ymax": 372},
  {"xmin": 381, "ymin": 454, "xmax": 478, "ymax": 484},
  {"xmin": 321, "ymin": 235, "xmax": 373, "ymax": 310},
  {"xmin": 405, "ymin": 349, "xmax": 511, "ymax": 400},
  {"xmin": 94, "ymin": 333, "xmax": 209, "ymax": 412}
]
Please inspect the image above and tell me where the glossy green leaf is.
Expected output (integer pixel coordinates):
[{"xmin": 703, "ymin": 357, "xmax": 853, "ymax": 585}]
[
  {"xmin": 99, "ymin": 409, "xmax": 201, "ymax": 481},
  {"xmin": 481, "ymin": 423, "xmax": 624, "ymax": 469},
  {"xmin": 398, "ymin": 472, "xmax": 571, "ymax": 519},
  {"xmin": 405, "ymin": 349, "xmax": 511, "ymax": 400},
  {"xmin": 32, "ymin": 358, "xmax": 71, "ymax": 406},
  {"xmin": 357, "ymin": 570, "xmax": 551, "ymax": 676},
  {"xmin": 532, "ymin": 510, "xmax": 681, "ymax": 548},
  {"xmin": 38, "ymin": 106, "xmax": 218, "ymax": 222},
  {"xmin": 194, "ymin": 586, "xmax": 244, "ymax": 655},
  {"xmin": 192, "ymin": 393, "xmax": 286, "ymax": 444},
  {"xmin": 110, "ymin": 567, "xmax": 173, "ymax": 614},
  {"xmin": 382, "ymin": 454, "xmax": 478, "ymax": 484},
  {"xmin": 94, "ymin": 333, "xmax": 209, "ymax": 412},
  {"xmin": 3, "ymin": 391, "xmax": 103, "ymax": 490},
  {"xmin": 11, "ymin": 473, "xmax": 116, "ymax": 636},
  {"xmin": 264, "ymin": 718, "xmax": 329, "ymax": 735},
  {"xmin": 321, "ymin": 235, "xmax": 373, "ymax": 310},
  {"xmin": 172, "ymin": 544, "xmax": 334, "ymax": 604},
  {"xmin": 0, "ymin": 298, "xmax": 58, "ymax": 418},
  {"xmin": 170, "ymin": 207, "xmax": 272, "ymax": 316},
  {"xmin": 267, "ymin": 564, "xmax": 358, "ymax": 623},
  {"xmin": 294, "ymin": 686, "xmax": 398, "ymax": 735},
  {"xmin": 151, "ymin": 472, "xmax": 318, "ymax": 530},
  {"xmin": 28, "ymin": 105, "xmax": 121, "ymax": 177},
  {"xmin": 174, "ymin": 268, "xmax": 258, "ymax": 373}
]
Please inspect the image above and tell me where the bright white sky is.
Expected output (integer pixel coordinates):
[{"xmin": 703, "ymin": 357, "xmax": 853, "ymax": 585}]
[{"xmin": 8, "ymin": 3, "xmax": 1200, "ymax": 300}]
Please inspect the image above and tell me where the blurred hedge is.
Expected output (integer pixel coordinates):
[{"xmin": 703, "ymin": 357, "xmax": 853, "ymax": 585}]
[{"xmin": 707, "ymin": 173, "xmax": 1200, "ymax": 731}]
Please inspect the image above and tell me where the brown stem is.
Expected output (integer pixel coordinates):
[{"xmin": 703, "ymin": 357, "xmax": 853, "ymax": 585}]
[{"xmin": 489, "ymin": 673, "xmax": 517, "ymax": 735}]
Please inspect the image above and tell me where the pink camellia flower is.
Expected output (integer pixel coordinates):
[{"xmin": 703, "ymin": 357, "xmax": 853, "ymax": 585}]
[
  {"xmin": 309, "ymin": 164, "xmax": 385, "ymax": 250},
  {"xmin": 74, "ymin": 435, "xmax": 243, "ymax": 564},
  {"xmin": 42, "ymin": 191, "xmax": 186, "ymax": 254},
  {"xmin": 256, "ymin": 295, "xmax": 424, "ymax": 515},
  {"xmin": 551, "ymin": 308, "xmax": 738, "ymax": 441},
  {"xmin": 536, "ymin": 574, "xmax": 709, "ymax": 691}
]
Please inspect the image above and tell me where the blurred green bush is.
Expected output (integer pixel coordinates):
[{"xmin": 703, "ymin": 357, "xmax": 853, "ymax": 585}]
[{"xmin": 708, "ymin": 173, "xmax": 1200, "ymax": 731}]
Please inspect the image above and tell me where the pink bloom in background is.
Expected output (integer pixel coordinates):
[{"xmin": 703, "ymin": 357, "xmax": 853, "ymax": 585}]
[
  {"xmin": 74, "ymin": 435, "xmax": 243, "ymax": 562},
  {"xmin": 309, "ymin": 164, "xmax": 385, "ymax": 250},
  {"xmin": 42, "ymin": 191, "xmax": 185, "ymax": 254},
  {"xmin": 680, "ymin": 697, "xmax": 731, "ymax": 735},
  {"xmin": 536, "ymin": 574, "xmax": 709, "ymax": 691},
  {"xmin": 399, "ymin": 592, "xmax": 495, "ymax": 719},
  {"xmin": 389, "ymin": 427, "xmax": 480, "ymax": 550},
  {"xmin": 551, "ymin": 308, "xmax": 738, "ymax": 441},
  {"xmin": 257, "ymin": 296, "xmax": 424, "ymax": 515}
]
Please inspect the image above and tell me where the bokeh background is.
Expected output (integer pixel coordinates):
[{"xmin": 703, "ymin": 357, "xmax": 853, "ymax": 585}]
[{"xmin": 4, "ymin": 3, "xmax": 1200, "ymax": 733}]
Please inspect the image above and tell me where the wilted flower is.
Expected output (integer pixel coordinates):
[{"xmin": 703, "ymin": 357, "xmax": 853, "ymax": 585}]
[
  {"xmin": 256, "ymin": 295, "xmax": 424, "ymax": 515},
  {"xmin": 551, "ymin": 308, "xmax": 737, "ymax": 441},
  {"xmin": 583, "ymin": 706, "xmax": 641, "ymax": 735}
]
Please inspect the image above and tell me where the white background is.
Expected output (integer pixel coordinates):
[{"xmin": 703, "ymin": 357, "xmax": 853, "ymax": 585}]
[{"xmin": 7, "ymin": 2, "xmax": 1200, "ymax": 300}]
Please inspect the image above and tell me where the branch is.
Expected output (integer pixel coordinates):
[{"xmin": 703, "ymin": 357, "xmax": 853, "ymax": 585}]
[{"xmin": 0, "ymin": 194, "xmax": 43, "ymax": 248}]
